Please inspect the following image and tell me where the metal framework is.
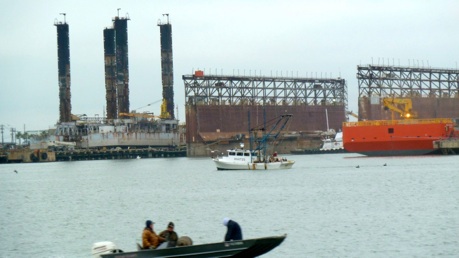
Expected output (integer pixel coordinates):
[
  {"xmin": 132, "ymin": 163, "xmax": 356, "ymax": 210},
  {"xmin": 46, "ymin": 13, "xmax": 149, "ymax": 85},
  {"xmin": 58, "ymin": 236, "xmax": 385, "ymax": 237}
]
[
  {"xmin": 103, "ymin": 28, "xmax": 117, "ymax": 119},
  {"xmin": 54, "ymin": 20, "xmax": 72, "ymax": 123},
  {"xmin": 158, "ymin": 15, "xmax": 175, "ymax": 119},
  {"xmin": 113, "ymin": 16, "xmax": 130, "ymax": 116},
  {"xmin": 357, "ymin": 65, "xmax": 459, "ymax": 98},
  {"xmin": 183, "ymin": 74, "xmax": 347, "ymax": 108}
]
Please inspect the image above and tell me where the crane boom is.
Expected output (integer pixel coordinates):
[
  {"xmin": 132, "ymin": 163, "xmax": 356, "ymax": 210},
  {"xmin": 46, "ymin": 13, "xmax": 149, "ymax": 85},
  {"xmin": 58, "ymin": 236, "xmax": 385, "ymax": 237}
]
[
  {"xmin": 346, "ymin": 111, "xmax": 359, "ymax": 119},
  {"xmin": 132, "ymin": 99, "xmax": 163, "ymax": 112},
  {"xmin": 130, "ymin": 99, "xmax": 171, "ymax": 119},
  {"xmin": 382, "ymin": 98, "xmax": 417, "ymax": 119},
  {"xmin": 118, "ymin": 112, "xmax": 159, "ymax": 119}
]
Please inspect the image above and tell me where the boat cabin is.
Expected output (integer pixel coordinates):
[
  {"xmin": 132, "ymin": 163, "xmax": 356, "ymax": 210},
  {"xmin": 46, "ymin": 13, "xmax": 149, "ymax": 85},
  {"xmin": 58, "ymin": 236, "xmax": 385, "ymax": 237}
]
[{"xmin": 227, "ymin": 149, "xmax": 253, "ymax": 157}]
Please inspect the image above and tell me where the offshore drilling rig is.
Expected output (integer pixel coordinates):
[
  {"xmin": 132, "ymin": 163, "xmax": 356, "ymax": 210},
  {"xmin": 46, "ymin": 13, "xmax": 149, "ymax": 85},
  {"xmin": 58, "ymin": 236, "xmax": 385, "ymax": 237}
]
[{"xmin": 50, "ymin": 12, "xmax": 182, "ymax": 150}]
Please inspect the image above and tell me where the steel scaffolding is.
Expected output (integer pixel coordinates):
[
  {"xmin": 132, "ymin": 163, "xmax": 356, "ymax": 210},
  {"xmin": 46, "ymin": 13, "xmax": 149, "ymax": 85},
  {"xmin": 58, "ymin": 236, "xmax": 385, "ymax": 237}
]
[
  {"xmin": 357, "ymin": 65, "xmax": 459, "ymax": 98},
  {"xmin": 183, "ymin": 74, "xmax": 347, "ymax": 108}
]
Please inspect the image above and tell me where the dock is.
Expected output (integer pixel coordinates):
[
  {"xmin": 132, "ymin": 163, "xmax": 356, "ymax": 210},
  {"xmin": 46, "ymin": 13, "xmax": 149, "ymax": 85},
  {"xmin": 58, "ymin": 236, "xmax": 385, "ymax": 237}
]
[
  {"xmin": 55, "ymin": 148, "xmax": 186, "ymax": 161},
  {"xmin": 433, "ymin": 139, "xmax": 459, "ymax": 155},
  {"xmin": 0, "ymin": 147, "xmax": 186, "ymax": 163}
]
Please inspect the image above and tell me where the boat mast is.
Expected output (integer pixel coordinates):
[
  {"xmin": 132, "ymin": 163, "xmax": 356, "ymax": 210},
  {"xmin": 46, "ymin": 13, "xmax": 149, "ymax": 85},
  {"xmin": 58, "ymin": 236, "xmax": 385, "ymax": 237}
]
[
  {"xmin": 263, "ymin": 107, "xmax": 267, "ymax": 162},
  {"xmin": 250, "ymin": 113, "xmax": 293, "ymax": 161},
  {"xmin": 248, "ymin": 110, "xmax": 253, "ymax": 163}
]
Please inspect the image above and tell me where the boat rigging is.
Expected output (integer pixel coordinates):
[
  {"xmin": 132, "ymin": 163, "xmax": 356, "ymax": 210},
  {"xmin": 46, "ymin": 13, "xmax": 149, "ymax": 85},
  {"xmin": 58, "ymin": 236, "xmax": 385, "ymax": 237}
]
[
  {"xmin": 249, "ymin": 113, "xmax": 293, "ymax": 163},
  {"xmin": 213, "ymin": 113, "xmax": 295, "ymax": 170}
]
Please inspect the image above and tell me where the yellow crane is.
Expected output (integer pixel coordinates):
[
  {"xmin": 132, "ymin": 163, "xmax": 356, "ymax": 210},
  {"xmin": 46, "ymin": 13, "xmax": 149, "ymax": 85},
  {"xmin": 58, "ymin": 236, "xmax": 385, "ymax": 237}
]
[
  {"xmin": 382, "ymin": 97, "xmax": 417, "ymax": 119},
  {"xmin": 118, "ymin": 112, "xmax": 158, "ymax": 119},
  {"xmin": 160, "ymin": 99, "xmax": 171, "ymax": 119},
  {"xmin": 119, "ymin": 99, "xmax": 171, "ymax": 119},
  {"xmin": 346, "ymin": 111, "xmax": 359, "ymax": 120}
]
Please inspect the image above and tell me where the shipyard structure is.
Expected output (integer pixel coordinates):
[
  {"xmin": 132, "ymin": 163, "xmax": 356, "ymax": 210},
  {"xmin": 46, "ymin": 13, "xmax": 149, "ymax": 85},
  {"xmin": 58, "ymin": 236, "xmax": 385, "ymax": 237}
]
[
  {"xmin": 44, "ymin": 13, "xmax": 183, "ymax": 154},
  {"xmin": 341, "ymin": 65, "xmax": 459, "ymax": 156},
  {"xmin": 54, "ymin": 16, "xmax": 72, "ymax": 123},
  {"xmin": 356, "ymin": 65, "xmax": 459, "ymax": 120},
  {"xmin": 183, "ymin": 72, "xmax": 348, "ymax": 156}
]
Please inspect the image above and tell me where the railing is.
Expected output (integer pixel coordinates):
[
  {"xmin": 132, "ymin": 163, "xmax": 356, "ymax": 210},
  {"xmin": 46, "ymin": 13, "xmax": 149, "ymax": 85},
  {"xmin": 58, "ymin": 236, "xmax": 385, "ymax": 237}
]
[{"xmin": 343, "ymin": 118, "xmax": 453, "ymax": 127}]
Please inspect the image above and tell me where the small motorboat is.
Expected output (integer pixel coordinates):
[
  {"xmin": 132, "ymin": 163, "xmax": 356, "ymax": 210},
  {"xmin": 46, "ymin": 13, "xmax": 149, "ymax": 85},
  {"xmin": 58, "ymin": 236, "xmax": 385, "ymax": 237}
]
[{"xmin": 92, "ymin": 234, "xmax": 287, "ymax": 258}]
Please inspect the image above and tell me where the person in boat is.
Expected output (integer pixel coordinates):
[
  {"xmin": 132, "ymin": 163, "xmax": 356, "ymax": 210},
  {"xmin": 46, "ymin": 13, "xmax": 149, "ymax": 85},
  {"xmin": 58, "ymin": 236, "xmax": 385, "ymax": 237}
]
[
  {"xmin": 142, "ymin": 220, "xmax": 166, "ymax": 249},
  {"xmin": 270, "ymin": 152, "xmax": 279, "ymax": 162},
  {"xmin": 159, "ymin": 221, "xmax": 179, "ymax": 247},
  {"xmin": 222, "ymin": 217, "xmax": 243, "ymax": 241}
]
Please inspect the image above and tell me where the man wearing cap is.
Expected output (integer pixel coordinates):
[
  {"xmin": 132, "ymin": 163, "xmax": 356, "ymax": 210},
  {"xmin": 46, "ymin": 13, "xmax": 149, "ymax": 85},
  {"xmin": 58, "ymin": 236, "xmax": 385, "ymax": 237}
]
[
  {"xmin": 222, "ymin": 217, "xmax": 243, "ymax": 241},
  {"xmin": 142, "ymin": 220, "xmax": 166, "ymax": 249},
  {"xmin": 159, "ymin": 221, "xmax": 179, "ymax": 247}
]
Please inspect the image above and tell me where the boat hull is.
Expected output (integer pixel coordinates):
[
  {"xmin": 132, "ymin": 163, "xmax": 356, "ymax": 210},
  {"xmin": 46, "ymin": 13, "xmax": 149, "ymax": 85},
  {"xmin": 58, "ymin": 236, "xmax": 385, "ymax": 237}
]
[
  {"xmin": 100, "ymin": 235, "xmax": 286, "ymax": 258},
  {"xmin": 342, "ymin": 118, "xmax": 455, "ymax": 156},
  {"xmin": 290, "ymin": 148, "xmax": 347, "ymax": 155},
  {"xmin": 214, "ymin": 159, "xmax": 295, "ymax": 170}
]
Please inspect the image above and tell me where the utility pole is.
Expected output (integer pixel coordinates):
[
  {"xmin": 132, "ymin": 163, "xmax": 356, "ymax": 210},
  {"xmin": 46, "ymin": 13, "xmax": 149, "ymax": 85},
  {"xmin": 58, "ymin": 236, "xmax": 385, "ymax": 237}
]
[
  {"xmin": 0, "ymin": 124, "xmax": 4, "ymax": 145},
  {"xmin": 11, "ymin": 128, "xmax": 16, "ymax": 144}
]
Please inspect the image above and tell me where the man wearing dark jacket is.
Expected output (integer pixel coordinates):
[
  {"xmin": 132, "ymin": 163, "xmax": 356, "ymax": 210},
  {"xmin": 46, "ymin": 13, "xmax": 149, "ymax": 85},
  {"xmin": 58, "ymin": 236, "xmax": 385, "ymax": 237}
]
[
  {"xmin": 159, "ymin": 221, "xmax": 179, "ymax": 247},
  {"xmin": 222, "ymin": 217, "xmax": 243, "ymax": 241}
]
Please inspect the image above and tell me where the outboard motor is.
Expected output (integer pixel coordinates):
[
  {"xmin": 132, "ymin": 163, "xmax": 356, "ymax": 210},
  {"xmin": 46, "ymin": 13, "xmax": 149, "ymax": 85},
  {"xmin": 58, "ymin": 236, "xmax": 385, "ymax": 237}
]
[{"xmin": 92, "ymin": 241, "xmax": 123, "ymax": 258}]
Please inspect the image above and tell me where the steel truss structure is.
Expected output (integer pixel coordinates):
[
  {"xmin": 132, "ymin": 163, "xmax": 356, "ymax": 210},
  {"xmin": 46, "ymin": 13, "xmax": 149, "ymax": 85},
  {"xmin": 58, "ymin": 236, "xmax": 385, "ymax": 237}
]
[
  {"xmin": 183, "ymin": 75, "xmax": 347, "ymax": 108},
  {"xmin": 357, "ymin": 65, "xmax": 459, "ymax": 98}
]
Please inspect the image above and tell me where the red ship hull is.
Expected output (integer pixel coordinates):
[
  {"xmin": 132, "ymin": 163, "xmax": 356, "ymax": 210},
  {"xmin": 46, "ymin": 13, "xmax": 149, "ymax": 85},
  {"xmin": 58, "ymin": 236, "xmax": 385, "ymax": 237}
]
[{"xmin": 342, "ymin": 118, "xmax": 456, "ymax": 156}]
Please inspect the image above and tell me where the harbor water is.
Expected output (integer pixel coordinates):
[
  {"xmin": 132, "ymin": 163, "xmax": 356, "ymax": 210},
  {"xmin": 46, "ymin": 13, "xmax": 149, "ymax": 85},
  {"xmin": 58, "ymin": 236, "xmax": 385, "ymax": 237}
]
[{"xmin": 0, "ymin": 154, "xmax": 458, "ymax": 257}]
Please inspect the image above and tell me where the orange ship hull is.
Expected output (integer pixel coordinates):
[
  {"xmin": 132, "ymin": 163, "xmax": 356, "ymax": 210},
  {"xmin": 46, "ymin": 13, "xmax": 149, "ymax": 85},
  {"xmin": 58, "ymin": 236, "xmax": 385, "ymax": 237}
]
[{"xmin": 342, "ymin": 118, "xmax": 456, "ymax": 156}]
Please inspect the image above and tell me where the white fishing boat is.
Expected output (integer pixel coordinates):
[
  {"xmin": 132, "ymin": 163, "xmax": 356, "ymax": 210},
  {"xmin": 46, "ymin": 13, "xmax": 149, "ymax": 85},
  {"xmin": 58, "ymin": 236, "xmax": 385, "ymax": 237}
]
[
  {"xmin": 213, "ymin": 114, "xmax": 295, "ymax": 170},
  {"xmin": 320, "ymin": 131, "xmax": 344, "ymax": 151},
  {"xmin": 213, "ymin": 143, "xmax": 295, "ymax": 170}
]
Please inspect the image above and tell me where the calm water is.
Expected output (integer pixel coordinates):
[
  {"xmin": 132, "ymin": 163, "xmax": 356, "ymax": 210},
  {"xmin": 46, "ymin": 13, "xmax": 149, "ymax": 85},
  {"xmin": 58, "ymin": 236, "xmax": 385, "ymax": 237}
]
[{"xmin": 0, "ymin": 154, "xmax": 458, "ymax": 258}]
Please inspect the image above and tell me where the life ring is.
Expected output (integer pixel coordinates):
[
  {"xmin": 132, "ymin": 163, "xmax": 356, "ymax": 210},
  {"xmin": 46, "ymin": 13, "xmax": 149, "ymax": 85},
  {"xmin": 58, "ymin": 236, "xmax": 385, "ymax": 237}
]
[{"xmin": 41, "ymin": 152, "xmax": 48, "ymax": 160}]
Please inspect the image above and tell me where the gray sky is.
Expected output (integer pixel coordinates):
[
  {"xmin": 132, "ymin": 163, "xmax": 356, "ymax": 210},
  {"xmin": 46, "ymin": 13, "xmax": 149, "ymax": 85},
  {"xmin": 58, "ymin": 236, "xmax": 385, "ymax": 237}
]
[{"xmin": 1, "ymin": 0, "xmax": 458, "ymax": 134}]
